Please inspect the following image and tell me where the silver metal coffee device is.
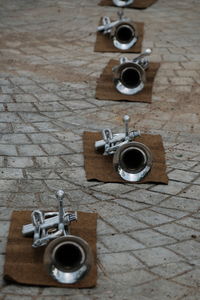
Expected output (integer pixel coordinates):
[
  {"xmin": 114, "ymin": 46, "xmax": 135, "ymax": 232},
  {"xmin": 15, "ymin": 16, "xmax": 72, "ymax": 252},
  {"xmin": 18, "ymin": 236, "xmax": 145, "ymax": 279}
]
[
  {"xmin": 22, "ymin": 190, "xmax": 93, "ymax": 284},
  {"xmin": 112, "ymin": 48, "xmax": 152, "ymax": 95},
  {"xmin": 95, "ymin": 115, "xmax": 152, "ymax": 182},
  {"xmin": 97, "ymin": 11, "xmax": 138, "ymax": 50}
]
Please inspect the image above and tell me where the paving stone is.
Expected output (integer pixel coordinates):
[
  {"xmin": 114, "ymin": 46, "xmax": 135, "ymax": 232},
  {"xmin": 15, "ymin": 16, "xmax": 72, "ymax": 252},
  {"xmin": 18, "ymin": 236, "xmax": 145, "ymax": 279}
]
[
  {"xmin": 168, "ymin": 169, "xmax": 198, "ymax": 183},
  {"xmin": 130, "ymin": 209, "xmax": 174, "ymax": 226},
  {"xmin": 1, "ymin": 0, "xmax": 200, "ymax": 298},
  {"xmin": 0, "ymin": 168, "xmax": 23, "ymax": 179},
  {"xmin": 0, "ymin": 221, "xmax": 9, "ymax": 237},
  {"xmin": 100, "ymin": 233, "xmax": 145, "ymax": 252},
  {"xmin": 28, "ymin": 133, "xmax": 59, "ymax": 144},
  {"xmin": 121, "ymin": 189, "xmax": 167, "ymax": 205},
  {"xmin": 131, "ymin": 229, "xmax": 176, "ymax": 247},
  {"xmin": 0, "ymin": 133, "xmax": 30, "ymax": 144},
  {"xmin": 41, "ymin": 143, "xmax": 72, "ymax": 155},
  {"xmin": 180, "ymin": 185, "xmax": 200, "ymax": 200},
  {"xmin": 160, "ymin": 196, "xmax": 200, "ymax": 212},
  {"xmin": 167, "ymin": 240, "xmax": 200, "ymax": 260},
  {"xmin": 150, "ymin": 181, "xmax": 188, "ymax": 195},
  {"xmin": 7, "ymin": 157, "xmax": 34, "ymax": 168},
  {"xmin": 105, "ymin": 214, "xmax": 148, "ymax": 233},
  {"xmin": 132, "ymin": 279, "xmax": 188, "ymax": 300},
  {"xmin": 150, "ymin": 261, "xmax": 193, "ymax": 279},
  {"xmin": 18, "ymin": 144, "xmax": 46, "ymax": 156},
  {"xmin": 155, "ymin": 223, "xmax": 200, "ymax": 241},
  {"xmin": 133, "ymin": 247, "xmax": 182, "ymax": 267},
  {"xmin": 99, "ymin": 252, "xmax": 144, "ymax": 273}
]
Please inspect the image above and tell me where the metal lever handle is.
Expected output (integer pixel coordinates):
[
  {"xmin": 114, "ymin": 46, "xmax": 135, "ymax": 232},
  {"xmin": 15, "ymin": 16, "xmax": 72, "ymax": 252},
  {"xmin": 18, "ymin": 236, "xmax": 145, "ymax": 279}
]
[
  {"xmin": 123, "ymin": 115, "xmax": 130, "ymax": 139},
  {"xmin": 133, "ymin": 48, "xmax": 152, "ymax": 62},
  {"xmin": 56, "ymin": 189, "xmax": 65, "ymax": 232}
]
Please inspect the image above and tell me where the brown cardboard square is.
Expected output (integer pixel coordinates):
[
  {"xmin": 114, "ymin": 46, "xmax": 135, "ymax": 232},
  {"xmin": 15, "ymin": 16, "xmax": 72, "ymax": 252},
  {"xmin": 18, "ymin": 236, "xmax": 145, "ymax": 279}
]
[
  {"xmin": 96, "ymin": 59, "xmax": 160, "ymax": 103},
  {"xmin": 83, "ymin": 131, "xmax": 168, "ymax": 184},
  {"xmin": 4, "ymin": 211, "xmax": 97, "ymax": 288},
  {"xmin": 99, "ymin": 0, "xmax": 158, "ymax": 9},
  {"xmin": 94, "ymin": 21, "xmax": 144, "ymax": 53}
]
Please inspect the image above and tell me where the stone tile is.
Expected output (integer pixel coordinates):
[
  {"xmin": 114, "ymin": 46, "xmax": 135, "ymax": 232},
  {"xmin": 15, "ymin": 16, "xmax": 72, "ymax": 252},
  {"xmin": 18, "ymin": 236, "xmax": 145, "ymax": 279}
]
[
  {"xmin": 99, "ymin": 252, "xmax": 144, "ymax": 273},
  {"xmin": 0, "ymin": 221, "xmax": 9, "ymax": 237},
  {"xmin": 155, "ymin": 223, "xmax": 200, "ymax": 241},
  {"xmin": 133, "ymin": 247, "xmax": 182, "ymax": 267},
  {"xmin": 150, "ymin": 181, "xmax": 188, "ymax": 195},
  {"xmin": 150, "ymin": 261, "xmax": 193, "ymax": 279},
  {"xmin": 105, "ymin": 214, "xmax": 148, "ymax": 233},
  {"xmin": 109, "ymin": 269, "xmax": 157, "ymax": 287},
  {"xmin": 176, "ymin": 217, "xmax": 200, "ymax": 231},
  {"xmin": 28, "ymin": 133, "xmax": 59, "ymax": 144},
  {"xmin": 0, "ymin": 133, "xmax": 30, "ymax": 144},
  {"xmin": 97, "ymin": 218, "xmax": 117, "ymax": 236},
  {"xmin": 132, "ymin": 279, "xmax": 188, "ymax": 300},
  {"xmin": 168, "ymin": 169, "xmax": 198, "ymax": 183},
  {"xmin": 121, "ymin": 189, "xmax": 167, "ymax": 205},
  {"xmin": 130, "ymin": 229, "xmax": 176, "ymax": 247},
  {"xmin": 100, "ymin": 233, "xmax": 145, "ymax": 252},
  {"xmin": 13, "ymin": 94, "xmax": 38, "ymax": 103},
  {"xmin": 161, "ymin": 196, "xmax": 200, "ymax": 212},
  {"xmin": 7, "ymin": 157, "xmax": 34, "ymax": 168},
  {"xmin": 167, "ymin": 240, "xmax": 200, "ymax": 260},
  {"xmin": 18, "ymin": 144, "xmax": 46, "ymax": 156},
  {"xmin": 0, "ymin": 145, "xmax": 17, "ymax": 156},
  {"xmin": 180, "ymin": 185, "xmax": 200, "ymax": 200},
  {"xmin": 174, "ymin": 269, "xmax": 200, "ymax": 287},
  {"xmin": 113, "ymin": 198, "xmax": 150, "ymax": 211},
  {"xmin": 41, "ymin": 143, "xmax": 72, "ymax": 155},
  {"xmin": 25, "ymin": 169, "xmax": 60, "ymax": 180},
  {"xmin": 0, "ymin": 168, "xmax": 23, "ymax": 179},
  {"xmin": 130, "ymin": 210, "xmax": 174, "ymax": 226}
]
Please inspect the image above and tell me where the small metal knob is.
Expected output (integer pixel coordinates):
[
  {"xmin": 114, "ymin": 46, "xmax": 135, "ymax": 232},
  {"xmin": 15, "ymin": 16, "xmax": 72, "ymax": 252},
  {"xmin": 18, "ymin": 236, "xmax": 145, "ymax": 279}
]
[
  {"xmin": 56, "ymin": 190, "xmax": 65, "ymax": 200},
  {"xmin": 117, "ymin": 8, "xmax": 124, "ymax": 20}
]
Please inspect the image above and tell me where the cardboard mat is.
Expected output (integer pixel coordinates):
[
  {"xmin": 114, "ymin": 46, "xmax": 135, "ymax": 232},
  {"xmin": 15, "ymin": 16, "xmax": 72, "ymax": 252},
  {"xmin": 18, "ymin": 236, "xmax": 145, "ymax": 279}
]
[
  {"xmin": 99, "ymin": 0, "xmax": 158, "ymax": 9},
  {"xmin": 4, "ymin": 211, "xmax": 97, "ymax": 288},
  {"xmin": 95, "ymin": 21, "xmax": 144, "ymax": 53},
  {"xmin": 83, "ymin": 131, "xmax": 168, "ymax": 184},
  {"xmin": 96, "ymin": 59, "xmax": 160, "ymax": 103}
]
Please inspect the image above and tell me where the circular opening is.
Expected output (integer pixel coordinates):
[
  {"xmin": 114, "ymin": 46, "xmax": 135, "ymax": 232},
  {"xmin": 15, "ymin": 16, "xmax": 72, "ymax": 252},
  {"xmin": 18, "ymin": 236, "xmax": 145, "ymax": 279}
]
[
  {"xmin": 116, "ymin": 25, "xmax": 133, "ymax": 43},
  {"xmin": 121, "ymin": 67, "xmax": 141, "ymax": 88},
  {"xmin": 121, "ymin": 148, "xmax": 146, "ymax": 171},
  {"xmin": 54, "ymin": 243, "xmax": 83, "ymax": 270}
]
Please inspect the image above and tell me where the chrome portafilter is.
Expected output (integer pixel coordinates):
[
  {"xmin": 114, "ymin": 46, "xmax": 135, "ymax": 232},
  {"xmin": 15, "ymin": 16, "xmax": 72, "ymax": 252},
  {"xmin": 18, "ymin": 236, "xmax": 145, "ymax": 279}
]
[
  {"xmin": 22, "ymin": 190, "xmax": 93, "ymax": 284},
  {"xmin": 95, "ymin": 115, "xmax": 152, "ymax": 182}
]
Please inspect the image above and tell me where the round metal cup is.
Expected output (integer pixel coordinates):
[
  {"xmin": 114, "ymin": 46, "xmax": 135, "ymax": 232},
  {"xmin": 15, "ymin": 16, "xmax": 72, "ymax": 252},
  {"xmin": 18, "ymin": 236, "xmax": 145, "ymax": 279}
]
[
  {"xmin": 113, "ymin": 23, "xmax": 137, "ymax": 50},
  {"xmin": 44, "ymin": 235, "xmax": 93, "ymax": 284},
  {"xmin": 112, "ymin": 0, "xmax": 134, "ymax": 7},
  {"xmin": 113, "ymin": 142, "xmax": 152, "ymax": 182},
  {"xmin": 113, "ymin": 62, "xmax": 146, "ymax": 95}
]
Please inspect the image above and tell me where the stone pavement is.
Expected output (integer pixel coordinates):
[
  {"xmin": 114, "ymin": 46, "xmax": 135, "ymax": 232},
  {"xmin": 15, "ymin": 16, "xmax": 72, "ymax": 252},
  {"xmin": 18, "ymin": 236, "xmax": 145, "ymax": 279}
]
[{"xmin": 0, "ymin": 0, "xmax": 200, "ymax": 299}]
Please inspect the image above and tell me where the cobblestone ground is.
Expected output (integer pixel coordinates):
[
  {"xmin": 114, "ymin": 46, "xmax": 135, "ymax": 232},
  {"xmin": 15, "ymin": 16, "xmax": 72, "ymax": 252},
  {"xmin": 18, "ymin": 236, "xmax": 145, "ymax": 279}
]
[{"xmin": 0, "ymin": 0, "xmax": 200, "ymax": 299}]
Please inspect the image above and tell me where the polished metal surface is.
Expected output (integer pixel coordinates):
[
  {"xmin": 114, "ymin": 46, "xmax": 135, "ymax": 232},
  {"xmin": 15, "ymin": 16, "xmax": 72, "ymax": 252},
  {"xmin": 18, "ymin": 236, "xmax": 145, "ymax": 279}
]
[
  {"xmin": 95, "ymin": 115, "xmax": 152, "ymax": 182},
  {"xmin": 112, "ymin": 48, "xmax": 152, "ymax": 95},
  {"xmin": 97, "ymin": 11, "xmax": 137, "ymax": 50},
  {"xmin": 113, "ymin": 142, "xmax": 152, "ymax": 182},
  {"xmin": 44, "ymin": 235, "xmax": 93, "ymax": 284},
  {"xmin": 22, "ymin": 190, "xmax": 93, "ymax": 284},
  {"xmin": 112, "ymin": 0, "xmax": 134, "ymax": 7}
]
